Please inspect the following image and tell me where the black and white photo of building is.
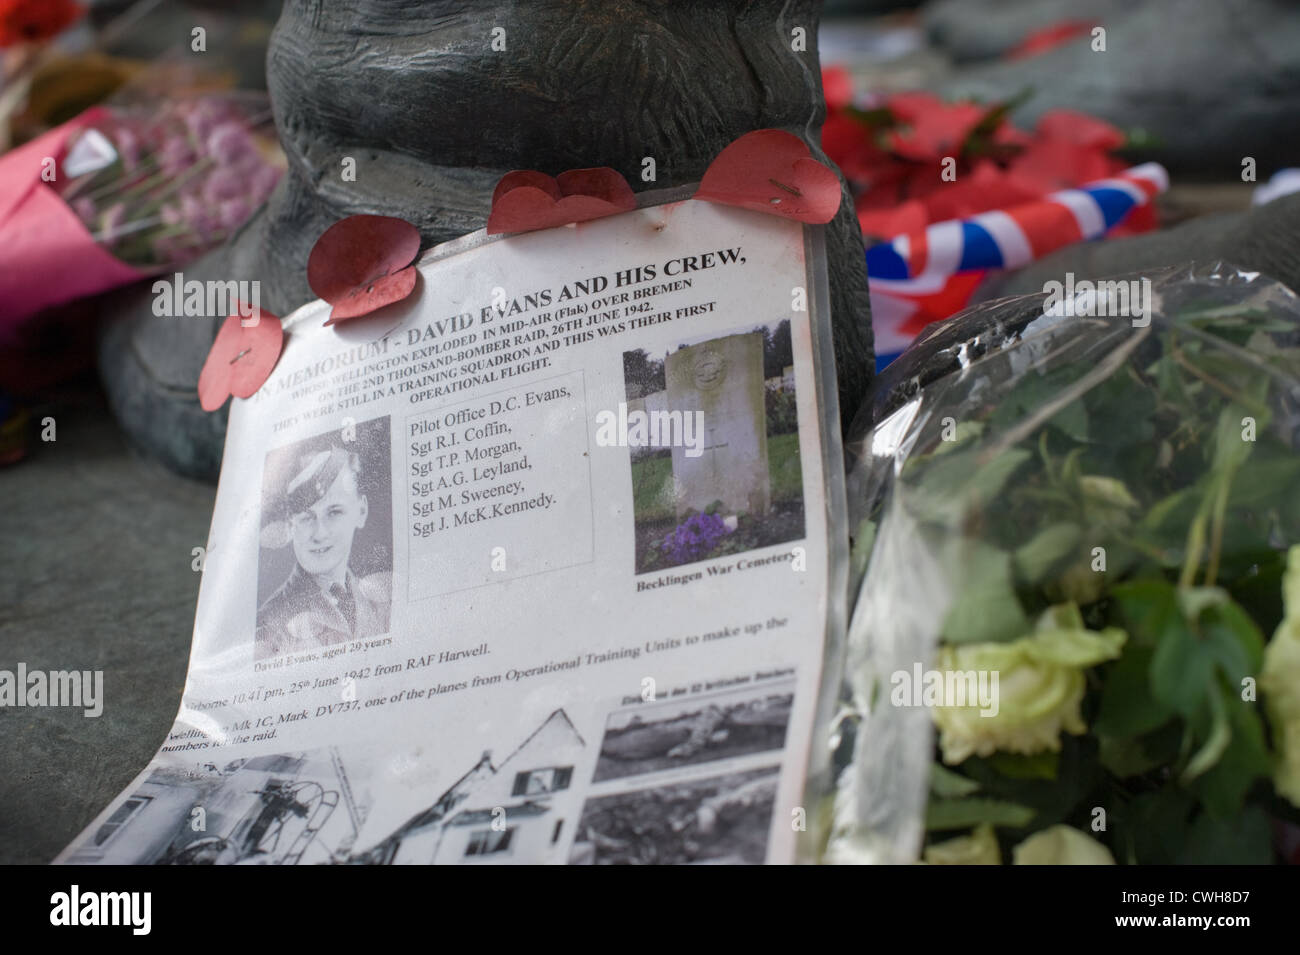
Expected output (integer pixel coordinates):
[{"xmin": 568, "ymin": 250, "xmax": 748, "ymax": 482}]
[{"xmin": 348, "ymin": 709, "xmax": 586, "ymax": 864}]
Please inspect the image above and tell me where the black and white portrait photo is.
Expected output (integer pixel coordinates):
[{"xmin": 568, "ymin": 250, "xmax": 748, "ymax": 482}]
[{"xmin": 255, "ymin": 416, "xmax": 393, "ymax": 660}]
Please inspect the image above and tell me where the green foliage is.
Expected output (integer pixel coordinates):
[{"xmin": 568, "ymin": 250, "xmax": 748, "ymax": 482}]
[
  {"xmin": 926, "ymin": 797, "xmax": 1036, "ymax": 831},
  {"xmin": 767, "ymin": 432, "xmax": 804, "ymax": 503},
  {"xmin": 629, "ymin": 434, "xmax": 804, "ymax": 528},
  {"xmin": 629, "ymin": 451, "xmax": 674, "ymax": 524},
  {"xmin": 941, "ymin": 540, "xmax": 1031, "ymax": 644},
  {"xmin": 897, "ymin": 301, "xmax": 1300, "ymax": 864}
]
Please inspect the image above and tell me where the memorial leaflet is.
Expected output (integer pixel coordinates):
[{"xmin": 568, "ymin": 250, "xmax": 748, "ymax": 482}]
[{"xmin": 57, "ymin": 195, "xmax": 846, "ymax": 865}]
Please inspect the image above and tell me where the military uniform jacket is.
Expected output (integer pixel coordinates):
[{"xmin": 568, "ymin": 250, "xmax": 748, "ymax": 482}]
[{"xmin": 256, "ymin": 565, "xmax": 391, "ymax": 659}]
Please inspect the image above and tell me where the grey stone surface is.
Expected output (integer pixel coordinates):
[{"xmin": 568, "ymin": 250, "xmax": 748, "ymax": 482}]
[
  {"xmin": 932, "ymin": 0, "xmax": 1300, "ymax": 175},
  {"xmin": 98, "ymin": 0, "xmax": 874, "ymax": 482},
  {"xmin": 0, "ymin": 400, "xmax": 213, "ymax": 865},
  {"xmin": 923, "ymin": 0, "xmax": 1129, "ymax": 62}
]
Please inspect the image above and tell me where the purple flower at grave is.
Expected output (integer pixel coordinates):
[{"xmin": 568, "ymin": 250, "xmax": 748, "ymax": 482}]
[{"xmin": 659, "ymin": 511, "xmax": 733, "ymax": 565}]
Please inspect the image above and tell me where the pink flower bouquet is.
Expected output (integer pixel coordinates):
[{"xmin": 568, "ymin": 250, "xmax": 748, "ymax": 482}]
[{"xmin": 0, "ymin": 92, "xmax": 283, "ymax": 336}]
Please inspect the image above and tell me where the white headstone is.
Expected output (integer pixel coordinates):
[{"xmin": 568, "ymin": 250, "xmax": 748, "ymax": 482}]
[{"xmin": 665, "ymin": 331, "xmax": 770, "ymax": 517}]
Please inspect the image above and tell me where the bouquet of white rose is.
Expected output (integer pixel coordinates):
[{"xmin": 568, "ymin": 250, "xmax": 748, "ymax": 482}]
[{"xmin": 819, "ymin": 263, "xmax": 1300, "ymax": 865}]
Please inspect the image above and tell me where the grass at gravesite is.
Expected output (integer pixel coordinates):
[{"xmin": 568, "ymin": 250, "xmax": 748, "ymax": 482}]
[
  {"xmin": 631, "ymin": 452, "xmax": 675, "ymax": 524},
  {"xmin": 630, "ymin": 433, "xmax": 807, "ymax": 574},
  {"xmin": 630, "ymin": 431, "xmax": 803, "ymax": 525},
  {"xmin": 768, "ymin": 432, "xmax": 803, "ymax": 504}
]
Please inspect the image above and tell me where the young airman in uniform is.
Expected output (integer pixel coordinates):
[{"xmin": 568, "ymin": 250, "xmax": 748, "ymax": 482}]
[{"xmin": 256, "ymin": 446, "xmax": 391, "ymax": 659}]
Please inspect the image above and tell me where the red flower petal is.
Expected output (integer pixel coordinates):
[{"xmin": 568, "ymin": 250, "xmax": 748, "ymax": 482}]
[
  {"xmin": 992, "ymin": 122, "xmax": 1035, "ymax": 148},
  {"xmin": 1007, "ymin": 138, "xmax": 1113, "ymax": 192},
  {"xmin": 886, "ymin": 91, "xmax": 947, "ymax": 123},
  {"xmin": 307, "ymin": 214, "xmax": 421, "ymax": 323},
  {"xmin": 857, "ymin": 199, "xmax": 928, "ymax": 242},
  {"xmin": 198, "ymin": 306, "xmax": 283, "ymax": 411},
  {"xmin": 486, "ymin": 167, "xmax": 636, "ymax": 235},
  {"xmin": 1035, "ymin": 109, "xmax": 1125, "ymax": 152},
  {"xmin": 921, "ymin": 160, "xmax": 1041, "ymax": 221},
  {"xmin": 901, "ymin": 162, "xmax": 948, "ymax": 201},
  {"xmin": 855, "ymin": 162, "xmax": 916, "ymax": 210},
  {"xmin": 323, "ymin": 267, "xmax": 419, "ymax": 326},
  {"xmin": 491, "ymin": 170, "xmax": 560, "ymax": 206},
  {"xmin": 821, "ymin": 65, "xmax": 854, "ymax": 113},
  {"xmin": 694, "ymin": 129, "xmax": 842, "ymax": 225},
  {"xmin": 823, "ymin": 113, "xmax": 893, "ymax": 185},
  {"xmin": 884, "ymin": 95, "xmax": 989, "ymax": 162},
  {"xmin": 555, "ymin": 167, "xmax": 636, "ymax": 208}
]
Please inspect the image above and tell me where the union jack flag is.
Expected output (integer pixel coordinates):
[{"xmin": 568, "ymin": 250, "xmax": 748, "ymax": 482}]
[{"xmin": 867, "ymin": 162, "xmax": 1169, "ymax": 367}]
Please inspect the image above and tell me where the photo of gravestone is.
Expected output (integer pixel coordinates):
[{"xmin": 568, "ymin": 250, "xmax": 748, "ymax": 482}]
[{"xmin": 624, "ymin": 321, "xmax": 805, "ymax": 573}]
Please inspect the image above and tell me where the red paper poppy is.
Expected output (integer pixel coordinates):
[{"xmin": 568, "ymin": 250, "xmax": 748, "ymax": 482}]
[
  {"xmin": 1035, "ymin": 108, "xmax": 1126, "ymax": 152},
  {"xmin": 694, "ymin": 129, "xmax": 842, "ymax": 225},
  {"xmin": 0, "ymin": 0, "xmax": 82, "ymax": 48},
  {"xmin": 198, "ymin": 306, "xmax": 284, "ymax": 412},
  {"xmin": 821, "ymin": 65, "xmax": 855, "ymax": 113},
  {"xmin": 991, "ymin": 121, "xmax": 1035, "ymax": 150},
  {"xmin": 884, "ymin": 92, "xmax": 989, "ymax": 162},
  {"xmin": 920, "ymin": 160, "xmax": 1042, "ymax": 223},
  {"xmin": 822, "ymin": 113, "xmax": 894, "ymax": 184},
  {"xmin": 307, "ymin": 214, "xmax": 422, "ymax": 326},
  {"xmin": 851, "ymin": 159, "xmax": 916, "ymax": 211},
  {"xmin": 486, "ymin": 167, "xmax": 637, "ymax": 235},
  {"xmin": 1006, "ymin": 138, "xmax": 1115, "ymax": 194}
]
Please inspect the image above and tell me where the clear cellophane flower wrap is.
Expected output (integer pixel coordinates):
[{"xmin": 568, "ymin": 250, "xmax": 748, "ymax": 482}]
[
  {"xmin": 817, "ymin": 263, "xmax": 1300, "ymax": 865},
  {"xmin": 0, "ymin": 90, "xmax": 282, "ymax": 336}
]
